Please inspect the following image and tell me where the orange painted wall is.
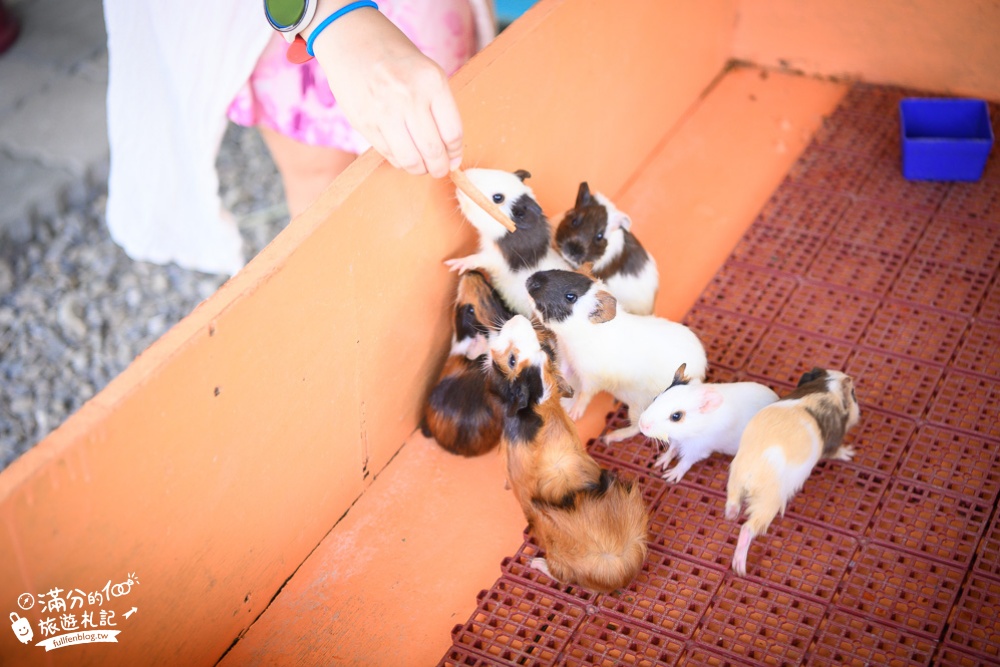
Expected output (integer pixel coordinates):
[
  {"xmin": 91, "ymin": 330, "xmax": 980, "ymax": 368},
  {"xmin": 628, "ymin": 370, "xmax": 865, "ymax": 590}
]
[{"xmin": 732, "ymin": 0, "xmax": 1000, "ymax": 101}]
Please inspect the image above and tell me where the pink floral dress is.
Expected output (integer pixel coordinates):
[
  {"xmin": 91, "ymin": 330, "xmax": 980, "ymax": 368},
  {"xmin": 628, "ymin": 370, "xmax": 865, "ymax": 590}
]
[{"xmin": 228, "ymin": 0, "xmax": 478, "ymax": 154}]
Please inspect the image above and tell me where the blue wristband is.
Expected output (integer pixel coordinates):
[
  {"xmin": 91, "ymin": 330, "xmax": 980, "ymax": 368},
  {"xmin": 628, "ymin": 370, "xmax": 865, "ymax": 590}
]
[{"xmin": 306, "ymin": 1, "xmax": 379, "ymax": 57}]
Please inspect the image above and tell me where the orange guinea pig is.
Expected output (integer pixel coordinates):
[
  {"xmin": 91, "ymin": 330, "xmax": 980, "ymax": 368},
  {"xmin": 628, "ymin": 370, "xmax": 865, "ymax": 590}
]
[
  {"xmin": 489, "ymin": 314, "xmax": 648, "ymax": 593},
  {"xmin": 421, "ymin": 270, "xmax": 514, "ymax": 457}
]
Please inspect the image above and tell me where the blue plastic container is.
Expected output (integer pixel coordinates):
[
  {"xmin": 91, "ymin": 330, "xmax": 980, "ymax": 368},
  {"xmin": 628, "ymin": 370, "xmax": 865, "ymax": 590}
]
[{"xmin": 899, "ymin": 98, "xmax": 994, "ymax": 181}]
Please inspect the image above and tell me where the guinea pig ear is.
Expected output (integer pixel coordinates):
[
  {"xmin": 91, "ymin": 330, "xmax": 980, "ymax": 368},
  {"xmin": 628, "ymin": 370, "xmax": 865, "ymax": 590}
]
[
  {"xmin": 575, "ymin": 182, "xmax": 593, "ymax": 208},
  {"xmin": 548, "ymin": 366, "xmax": 575, "ymax": 399},
  {"xmin": 668, "ymin": 363, "xmax": 690, "ymax": 390},
  {"xmin": 608, "ymin": 211, "xmax": 632, "ymax": 233},
  {"xmin": 499, "ymin": 374, "xmax": 530, "ymax": 417},
  {"xmin": 699, "ymin": 387, "xmax": 724, "ymax": 414},
  {"xmin": 797, "ymin": 367, "xmax": 827, "ymax": 387},
  {"xmin": 514, "ymin": 169, "xmax": 531, "ymax": 182},
  {"xmin": 589, "ymin": 290, "xmax": 617, "ymax": 324}
]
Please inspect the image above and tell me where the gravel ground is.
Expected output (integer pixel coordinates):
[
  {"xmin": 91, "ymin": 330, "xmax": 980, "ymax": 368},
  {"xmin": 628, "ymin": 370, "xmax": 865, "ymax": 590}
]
[{"xmin": 0, "ymin": 124, "xmax": 289, "ymax": 470}]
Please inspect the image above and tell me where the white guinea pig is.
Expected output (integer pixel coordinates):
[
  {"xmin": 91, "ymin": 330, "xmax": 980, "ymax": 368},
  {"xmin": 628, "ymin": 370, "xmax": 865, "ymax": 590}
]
[
  {"xmin": 526, "ymin": 269, "xmax": 708, "ymax": 441},
  {"xmin": 637, "ymin": 364, "xmax": 779, "ymax": 483}
]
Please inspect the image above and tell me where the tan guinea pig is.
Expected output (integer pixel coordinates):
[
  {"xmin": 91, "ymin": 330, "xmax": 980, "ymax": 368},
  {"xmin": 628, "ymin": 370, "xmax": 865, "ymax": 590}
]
[{"xmin": 726, "ymin": 368, "xmax": 861, "ymax": 576}]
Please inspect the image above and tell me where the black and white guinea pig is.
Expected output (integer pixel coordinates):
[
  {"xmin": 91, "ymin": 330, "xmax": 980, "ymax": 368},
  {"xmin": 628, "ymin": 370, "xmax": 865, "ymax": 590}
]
[
  {"xmin": 445, "ymin": 168, "xmax": 570, "ymax": 317},
  {"xmin": 555, "ymin": 182, "xmax": 659, "ymax": 315},
  {"xmin": 421, "ymin": 270, "xmax": 514, "ymax": 457}
]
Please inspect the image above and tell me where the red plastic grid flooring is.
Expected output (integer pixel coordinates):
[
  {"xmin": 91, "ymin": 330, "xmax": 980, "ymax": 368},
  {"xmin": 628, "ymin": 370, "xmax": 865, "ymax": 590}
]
[{"xmin": 439, "ymin": 84, "xmax": 1000, "ymax": 666}]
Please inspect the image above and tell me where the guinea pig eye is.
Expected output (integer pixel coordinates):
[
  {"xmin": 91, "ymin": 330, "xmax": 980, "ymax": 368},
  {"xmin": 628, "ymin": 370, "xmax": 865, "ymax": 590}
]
[
  {"xmin": 594, "ymin": 231, "xmax": 604, "ymax": 242},
  {"xmin": 508, "ymin": 353, "xmax": 517, "ymax": 368},
  {"xmin": 670, "ymin": 411, "xmax": 684, "ymax": 422},
  {"xmin": 564, "ymin": 293, "xmax": 577, "ymax": 303},
  {"xmin": 492, "ymin": 193, "xmax": 505, "ymax": 204}
]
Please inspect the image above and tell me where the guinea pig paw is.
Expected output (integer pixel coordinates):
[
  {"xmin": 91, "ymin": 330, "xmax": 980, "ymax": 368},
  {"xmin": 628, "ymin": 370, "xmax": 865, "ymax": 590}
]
[
  {"xmin": 654, "ymin": 448, "xmax": 677, "ymax": 470},
  {"xmin": 603, "ymin": 425, "xmax": 640, "ymax": 443},
  {"xmin": 562, "ymin": 396, "xmax": 584, "ymax": 420},
  {"xmin": 662, "ymin": 467, "xmax": 686, "ymax": 484},
  {"xmin": 529, "ymin": 557, "xmax": 553, "ymax": 579},
  {"xmin": 831, "ymin": 445, "xmax": 856, "ymax": 461},
  {"xmin": 443, "ymin": 256, "xmax": 476, "ymax": 274},
  {"xmin": 731, "ymin": 552, "xmax": 748, "ymax": 577}
]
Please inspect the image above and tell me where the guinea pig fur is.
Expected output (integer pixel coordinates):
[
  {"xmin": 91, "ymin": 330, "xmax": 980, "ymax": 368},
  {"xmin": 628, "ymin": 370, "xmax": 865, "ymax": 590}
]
[
  {"xmin": 445, "ymin": 168, "xmax": 571, "ymax": 317},
  {"xmin": 637, "ymin": 364, "xmax": 779, "ymax": 483},
  {"xmin": 422, "ymin": 270, "xmax": 515, "ymax": 457},
  {"xmin": 489, "ymin": 314, "xmax": 648, "ymax": 593},
  {"xmin": 555, "ymin": 182, "xmax": 659, "ymax": 316},
  {"xmin": 526, "ymin": 269, "xmax": 708, "ymax": 442},
  {"xmin": 726, "ymin": 367, "xmax": 861, "ymax": 576}
]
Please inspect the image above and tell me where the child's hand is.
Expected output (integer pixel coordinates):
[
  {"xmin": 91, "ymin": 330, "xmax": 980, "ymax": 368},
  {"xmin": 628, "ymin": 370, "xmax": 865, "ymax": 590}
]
[{"xmin": 309, "ymin": 6, "xmax": 463, "ymax": 178}]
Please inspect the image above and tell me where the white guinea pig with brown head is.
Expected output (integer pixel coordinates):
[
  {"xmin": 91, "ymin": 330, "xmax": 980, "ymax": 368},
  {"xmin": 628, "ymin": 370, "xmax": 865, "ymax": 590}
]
[
  {"xmin": 637, "ymin": 364, "xmax": 778, "ymax": 483},
  {"xmin": 555, "ymin": 182, "xmax": 659, "ymax": 315},
  {"xmin": 445, "ymin": 168, "xmax": 570, "ymax": 317},
  {"xmin": 726, "ymin": 367, "xmax": 861, "ymax": 576},
  {"xmin": 526, "ymin": 269, "xmax": 707, "ymax": 442}
]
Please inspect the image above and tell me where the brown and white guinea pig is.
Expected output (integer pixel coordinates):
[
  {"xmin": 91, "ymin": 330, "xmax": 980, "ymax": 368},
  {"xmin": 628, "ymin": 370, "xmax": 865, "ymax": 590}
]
[
  {"xmin": 726, "ymin": 368, "xmax": 861, "ymax": 576},
  {"xmin": 637, "ymin": 364, "xmax": 779, "ymax": 483},
  {"xmin": 489, "ymin": 314, "xmax": 648, "ymax": 593},
  {"xmin": 421, "ymin": 270, "xmax": 515, "ymax": 457},
  {"xmin": 445, "ymin": 168, "xmax": 571, "ymax": 317},
  {"xmin": 526, "ymin": 269, "xmax": 708, "ymax": 442},
  {"xmin": 555, "ymin": 182, "xmax": 659, "ymax": 316}
]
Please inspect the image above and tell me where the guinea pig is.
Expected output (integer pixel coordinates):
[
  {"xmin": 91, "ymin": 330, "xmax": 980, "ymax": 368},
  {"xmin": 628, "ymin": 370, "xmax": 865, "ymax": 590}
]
[
  {"xmin": 637, "ymin": 364, "xmax": 779, "ymax": 483},
  {"xmin": 726, "ymin": 367, "xmax": 861, "ymax": 576},
  {"xmin": 445, "ymin": 168, "xmax": 571, "ymax": 317},
  {"xmin": 555, "ymin": 182, "xmax": 659, "ymax": 315},
  {"xmin": 526, "ymin": 269, "xmax": 708, "ymax": 442},
  {"xmin": 489, "ymin": 314, "xmax": 648, "ymax": 593},
  {"xmin": 421, "ymin": 270, "xmax": 514, "ymax": 457}
]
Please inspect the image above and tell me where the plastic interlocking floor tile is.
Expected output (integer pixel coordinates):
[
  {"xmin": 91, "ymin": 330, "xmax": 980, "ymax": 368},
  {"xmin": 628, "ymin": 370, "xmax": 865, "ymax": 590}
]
[
  {"xmin": 953, "ymin": 318, "xmax": 1000, "ymax": 376},
  {"xmin": 831, "ymin": 542, "xmax": 966, "ymax": 638},
  {"xmin": 692, "ymin": 577, "xmax": 826, "ymax": 665},
  {"xmin": 775, "ymin": 282, "xmax": 880, "ymax": 344},
  {"xmin": 681, "ymin": 306, "xmax": 770, "ymax": 372},
  {"xmin": 437, "ymin": 83, "xmax": 1000, "ymax": 667},
  {"xmin": 866, "ymin": 480, "xmax": 992, "ymax": 567},
  {"xmin": 754, "ymin": 184, "xmax": 852, "ymax": 234},
  {"xmin": 896, "ymin": 425, "xmax": 1000, "ymax": 503},
  {"xmin": 806, "ymin": 610, "xmax": 938, "ymax": 666},
  {"xmin": 942, "ymin": 575, "xmax": 1000, "ymax": 661}
]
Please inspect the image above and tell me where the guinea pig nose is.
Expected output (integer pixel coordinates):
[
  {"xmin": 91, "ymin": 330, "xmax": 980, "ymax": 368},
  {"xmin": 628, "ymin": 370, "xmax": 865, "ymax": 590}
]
[{"xmin": 563, "ymin": 241, "xmax": 584, "ymax": 261}]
